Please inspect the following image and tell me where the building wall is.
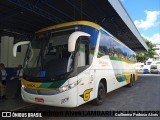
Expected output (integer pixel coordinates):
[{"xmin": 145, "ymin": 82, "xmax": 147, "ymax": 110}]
[
  {"xmin": 0, "ymin": 36, "xmax": 27, "ymax": 68},
  {"xmin": 153, "ymin": 44, "xmax": 160, "ymax": 61},
  {"xmin": 146, "ymin": 44, "xmax": 160, "ymax": 65},
  {"xmin": 0, "ymin": 36, "xmax": 29, "ymax": 79}
]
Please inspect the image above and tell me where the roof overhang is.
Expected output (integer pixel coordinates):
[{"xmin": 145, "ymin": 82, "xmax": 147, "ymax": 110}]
[
  {"xmin": 0, "ymin": 0, "xmax": 148, "ymax": 51},
  {"xmin": 107, "ymin": 0, "xmax": 148, "ymax": 51}
]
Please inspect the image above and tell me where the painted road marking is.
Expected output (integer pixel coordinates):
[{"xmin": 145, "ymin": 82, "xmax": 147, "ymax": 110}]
[{"xmin": 11, "ymin": 104, "xmax": 35, "ymax": 111}]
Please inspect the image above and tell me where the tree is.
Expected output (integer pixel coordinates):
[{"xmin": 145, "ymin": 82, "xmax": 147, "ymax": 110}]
[{"xmin": 136, "ymin": 38, "xmax": 157, "ymax": 62}]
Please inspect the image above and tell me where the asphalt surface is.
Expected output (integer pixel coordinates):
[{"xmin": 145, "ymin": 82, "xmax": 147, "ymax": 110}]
[{"xmin": 1, "ymin": 74, "xmax": 160, "ymax": 120}]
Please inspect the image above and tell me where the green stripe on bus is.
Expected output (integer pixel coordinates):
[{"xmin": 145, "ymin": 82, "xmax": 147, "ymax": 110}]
[
  {"xmin": 116, "ymin": 75, "xmax": 127, "ymax": 82},
  {"xmin": 109, "ymin": 56, "xmax": 136, "ymax": 64},
  {"xmin": 38, "ymin": 82, "xmax": 52, "ymax": 88},
  {"xmin": 109, "ymin": 56, "xmax": 121, "ymax": 61},
  {"xmin": 38, "ymin": 79, "xmax": 67, "ymax": 88},
  {"xmin": 48, "ymin": 79, "xmax": 67, "ymax": 88}
]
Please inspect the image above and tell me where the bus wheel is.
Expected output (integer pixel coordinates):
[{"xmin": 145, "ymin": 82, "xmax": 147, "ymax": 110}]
[
  {"xmin": 92, "ymin": 82, "xmax": 105, "ymax": 105},
  {"xmin": 132, "ymin": 75, "xmax": 135, "ymax": 86},
  {"xmin": 129, "ymin": 75, "xmax": 134, "ymax": 87}
]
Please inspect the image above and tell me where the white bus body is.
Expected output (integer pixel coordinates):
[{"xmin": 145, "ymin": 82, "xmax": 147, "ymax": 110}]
[{"xmin": 13, "ymin": 21, "xmax": 138, "ymax": 107}]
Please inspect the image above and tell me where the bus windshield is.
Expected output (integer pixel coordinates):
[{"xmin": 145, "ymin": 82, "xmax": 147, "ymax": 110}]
[{"xmin": 23, "ymin": 30, "xmax": 75, "ymax": 79}]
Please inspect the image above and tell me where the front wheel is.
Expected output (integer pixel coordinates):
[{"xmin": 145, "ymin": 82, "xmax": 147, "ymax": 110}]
[{"xmin": 92, "ymin": 82, "xmax": 105, "ymax": 105}]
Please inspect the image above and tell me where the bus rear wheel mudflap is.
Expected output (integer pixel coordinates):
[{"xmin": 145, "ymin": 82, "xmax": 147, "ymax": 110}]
[{"xmin": 92, "ymin": 82, "xmax": 106, "ymax": 105}]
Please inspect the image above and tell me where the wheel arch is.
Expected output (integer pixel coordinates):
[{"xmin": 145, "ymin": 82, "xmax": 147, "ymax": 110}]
[
  {"xmin": 100, "ymin": 78, "xmax": 107, "ymax": 92},
  {"xmin": 95, "ymin": 78, "xmax": 107, "ymax": 98}
]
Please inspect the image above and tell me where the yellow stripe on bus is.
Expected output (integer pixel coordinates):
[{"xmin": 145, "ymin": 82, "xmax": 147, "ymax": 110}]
[
  {"xmin": 36, "ymin": 21, "xmax": 100, "ymax": 33},
  {"xmin": 21, "ymin": 79, "xmax": 55, "ymax": 90}
]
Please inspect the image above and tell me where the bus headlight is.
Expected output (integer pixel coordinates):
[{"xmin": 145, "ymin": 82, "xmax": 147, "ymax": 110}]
[
  {"xmin": 22, "ymin": 84, "xmax": 26, "ymax": 88},
  {"xmin": 59, "ymin": 86, "xmax": 68, "ymax": 92},
  {"xmin": 57, "ymin": 80, "xmax": 80, "ymax": 93}
]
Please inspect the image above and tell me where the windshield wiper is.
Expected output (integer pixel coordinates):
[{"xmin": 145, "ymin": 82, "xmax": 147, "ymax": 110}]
[{"xmin": 39, "ymin": 32, "xmax": 52, "ymax": 71}]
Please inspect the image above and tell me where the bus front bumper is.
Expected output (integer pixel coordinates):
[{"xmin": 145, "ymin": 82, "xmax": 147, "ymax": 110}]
[{"xmin": 21, "ymin": 87, "xmax": 78, "ymax": 107}]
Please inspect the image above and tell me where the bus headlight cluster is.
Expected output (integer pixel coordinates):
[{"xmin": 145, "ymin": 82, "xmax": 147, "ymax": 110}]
[
  {"xmin": 21, "ymin": 84, "xmax": 26, "ymax": 88},
  {"xmin": 57, "ymin": 80, "xmax": 80, "ymax": 93}
]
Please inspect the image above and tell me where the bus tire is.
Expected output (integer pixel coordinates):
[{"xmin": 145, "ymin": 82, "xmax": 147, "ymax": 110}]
[
  {"xmin": 92, "ymin": 82, "xmax": 105, "ymax": 105},
  {"xmin": 129, "ymin": 75, "xmax": 134, "ymax": 87},
  {"xmin": 132, "ymin": 75, "xmax": 135, "ymax": 86}
]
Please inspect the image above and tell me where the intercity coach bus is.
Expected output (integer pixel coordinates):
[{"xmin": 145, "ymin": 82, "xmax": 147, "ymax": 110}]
[{"xmin": 13, "ymin": 21, "xmax": 137, "ymax": 107}]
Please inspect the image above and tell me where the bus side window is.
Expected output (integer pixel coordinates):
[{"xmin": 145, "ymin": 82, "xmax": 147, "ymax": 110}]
[{"xmin": 77, "ymin": 40, "xmax": 89, "ymax": 67}]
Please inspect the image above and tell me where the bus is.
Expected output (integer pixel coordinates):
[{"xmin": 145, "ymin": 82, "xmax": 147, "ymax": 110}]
[{"xmin": 13, "ymin": 21, "xmax": 138, "ymax": 107}]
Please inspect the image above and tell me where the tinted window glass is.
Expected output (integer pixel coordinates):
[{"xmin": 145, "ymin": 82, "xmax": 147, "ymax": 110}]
[{"xmin": 98, "ymin": 30, "xmax": 136, "ymax": 62}]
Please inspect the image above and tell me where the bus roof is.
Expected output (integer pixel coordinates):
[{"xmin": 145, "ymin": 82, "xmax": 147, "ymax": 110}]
[{"xmin": 36, "ymin": 21, "xmax": 100, "ymax": 33}]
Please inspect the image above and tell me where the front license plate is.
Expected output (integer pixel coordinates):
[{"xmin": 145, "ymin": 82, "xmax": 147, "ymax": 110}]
[{"xmin": 35, "ymin": 98, "xmax": 44, "ymax": 103}]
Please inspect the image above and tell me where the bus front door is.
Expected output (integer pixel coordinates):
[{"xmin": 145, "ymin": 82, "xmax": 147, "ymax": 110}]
[{"xmin": 89, "ymin": 69, "xmax": 95, "ymax": 101}]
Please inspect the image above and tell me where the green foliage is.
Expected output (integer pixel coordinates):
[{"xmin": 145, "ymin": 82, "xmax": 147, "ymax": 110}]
[{"xmin": 136, "ymin": 38, "xmax": 157, "ymax": 62}]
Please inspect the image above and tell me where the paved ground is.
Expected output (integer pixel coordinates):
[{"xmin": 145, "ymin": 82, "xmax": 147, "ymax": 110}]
[
  {"xmin": 0, "ymin": 80, "xmax": 32, "ymax": 111},
  {"xmin": 0, "ymin": 74, "xmax": 160, "ymax": 120}
]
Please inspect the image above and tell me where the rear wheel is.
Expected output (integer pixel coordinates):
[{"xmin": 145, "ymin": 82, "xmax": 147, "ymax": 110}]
[
  {"xmin": 129, "ymin": 75, "xmax": 133, "ymax": 87},
  {"xmin": 92, "ymin": 82, "xmax": 105, "ymax": 105},
  {"xmin": 132, "ymin": 75, "xmax": 135, "ymax": 86},
  {"xmin": 129, "ymin": 75, "xmax": 135, "ymax": 87}
]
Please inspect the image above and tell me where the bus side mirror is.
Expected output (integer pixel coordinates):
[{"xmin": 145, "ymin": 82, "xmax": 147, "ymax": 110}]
[
  {"xmin": 68, "ymin": 31, "xmax": 90, "ymax": 52},
  {"xmin": 13, "ymin": 41, "xmax": 30, "ymax": 57}
]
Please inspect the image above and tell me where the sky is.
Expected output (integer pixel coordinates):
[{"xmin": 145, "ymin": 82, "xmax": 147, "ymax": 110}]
[{"xmin": 121, "ymin": 0, "xmax": 160, "ymax": 44}]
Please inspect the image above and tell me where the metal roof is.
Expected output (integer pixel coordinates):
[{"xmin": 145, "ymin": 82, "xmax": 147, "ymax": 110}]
[{"xmin": 0, "ymin": 0, "xmax": 148, "ymax": 51}]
